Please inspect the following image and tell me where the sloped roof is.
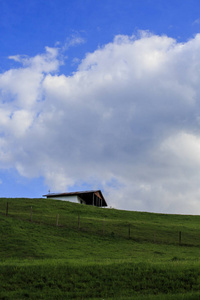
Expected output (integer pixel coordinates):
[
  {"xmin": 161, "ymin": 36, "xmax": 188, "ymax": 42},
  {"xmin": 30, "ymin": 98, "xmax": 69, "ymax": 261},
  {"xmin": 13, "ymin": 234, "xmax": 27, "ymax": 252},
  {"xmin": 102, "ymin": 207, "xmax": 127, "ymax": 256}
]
[{"xmin": 43, "ymin": 190, "xmax": 107, "ymax": 207}]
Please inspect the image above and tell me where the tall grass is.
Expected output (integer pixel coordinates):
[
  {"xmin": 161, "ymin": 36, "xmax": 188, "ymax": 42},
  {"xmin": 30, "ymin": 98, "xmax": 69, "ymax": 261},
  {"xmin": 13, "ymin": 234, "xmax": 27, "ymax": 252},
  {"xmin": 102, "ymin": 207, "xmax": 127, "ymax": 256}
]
[{"xmin": 1, "ymin": 261, "xmax": 200, "ymax": 299}]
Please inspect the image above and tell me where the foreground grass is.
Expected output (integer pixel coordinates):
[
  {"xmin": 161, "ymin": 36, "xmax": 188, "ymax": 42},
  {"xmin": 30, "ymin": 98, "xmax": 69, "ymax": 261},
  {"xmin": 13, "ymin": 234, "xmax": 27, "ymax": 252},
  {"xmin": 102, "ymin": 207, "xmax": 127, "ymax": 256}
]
[
  {"xmin": 1, "ymin": 261, "xmax": 200, "ymax": 299},
  {"xmin": 1, "ymin": 198, "xmax": 200, "ymax": 299}
]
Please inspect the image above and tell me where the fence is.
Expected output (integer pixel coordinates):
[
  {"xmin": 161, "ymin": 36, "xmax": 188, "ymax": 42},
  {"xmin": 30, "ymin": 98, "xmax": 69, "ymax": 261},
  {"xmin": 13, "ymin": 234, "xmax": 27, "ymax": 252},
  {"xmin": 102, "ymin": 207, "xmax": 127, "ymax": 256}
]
[{"xmin": 0, "ymin": 199, "xmax": 200, "ymax": 247}]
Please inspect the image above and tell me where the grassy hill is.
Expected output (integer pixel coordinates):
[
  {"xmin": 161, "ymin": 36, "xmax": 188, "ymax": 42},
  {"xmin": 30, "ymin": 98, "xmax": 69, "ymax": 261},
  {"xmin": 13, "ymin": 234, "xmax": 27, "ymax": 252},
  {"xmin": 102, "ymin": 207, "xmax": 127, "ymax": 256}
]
[{"xmin": 1, "ymin": 197, "xmax": 200, "ymax": 299}]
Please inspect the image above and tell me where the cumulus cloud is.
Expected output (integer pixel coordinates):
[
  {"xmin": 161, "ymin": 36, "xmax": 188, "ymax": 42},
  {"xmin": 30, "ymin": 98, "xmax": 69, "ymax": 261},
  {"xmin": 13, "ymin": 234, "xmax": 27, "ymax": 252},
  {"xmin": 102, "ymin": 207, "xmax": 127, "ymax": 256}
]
[{"xmin": 1, "ymin": 32, "xmax": 200, "ymax": 214}]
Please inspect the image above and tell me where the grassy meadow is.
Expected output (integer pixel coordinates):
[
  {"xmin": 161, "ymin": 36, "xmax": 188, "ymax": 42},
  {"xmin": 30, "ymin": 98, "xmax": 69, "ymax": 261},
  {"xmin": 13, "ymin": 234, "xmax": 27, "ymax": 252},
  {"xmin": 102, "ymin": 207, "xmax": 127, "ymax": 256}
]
[{"xmin": 1, "ymin": 197, "xmax": 200, "ymax": 299}]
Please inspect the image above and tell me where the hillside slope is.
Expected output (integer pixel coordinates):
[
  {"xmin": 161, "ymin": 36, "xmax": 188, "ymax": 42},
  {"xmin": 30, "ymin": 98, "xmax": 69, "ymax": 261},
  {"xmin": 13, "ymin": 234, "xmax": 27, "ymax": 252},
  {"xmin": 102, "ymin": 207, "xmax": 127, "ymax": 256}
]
[{"xmin": 1, "ymin": 198, "xmax": 200, "ymax": 299}]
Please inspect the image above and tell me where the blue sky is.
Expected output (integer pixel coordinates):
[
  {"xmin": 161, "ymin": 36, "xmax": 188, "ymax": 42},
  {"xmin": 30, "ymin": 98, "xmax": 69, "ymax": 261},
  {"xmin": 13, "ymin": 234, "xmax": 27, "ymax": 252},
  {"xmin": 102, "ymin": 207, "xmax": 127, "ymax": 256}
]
[
  {"xmin": 1, "ymin": 0, "xmax": 200, "ymax": 213},
  {"xmin": 1, "ymin": 0, "xmax": 200, "ymax": 72}
]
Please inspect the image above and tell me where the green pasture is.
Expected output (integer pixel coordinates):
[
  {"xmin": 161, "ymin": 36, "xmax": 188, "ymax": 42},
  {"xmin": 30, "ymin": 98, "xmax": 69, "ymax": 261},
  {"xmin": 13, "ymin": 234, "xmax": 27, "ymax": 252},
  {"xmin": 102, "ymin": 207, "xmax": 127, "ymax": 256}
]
[{"xmin": 1, "ymin": 197, "xmax": 200, "ymax": 299}]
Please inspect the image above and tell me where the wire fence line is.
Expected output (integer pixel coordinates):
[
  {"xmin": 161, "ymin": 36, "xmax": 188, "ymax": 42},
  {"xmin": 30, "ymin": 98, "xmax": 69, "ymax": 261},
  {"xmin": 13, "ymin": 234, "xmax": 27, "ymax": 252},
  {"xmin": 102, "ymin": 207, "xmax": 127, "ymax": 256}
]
[{"xmin": 0, "ymin": 200, "xmax": 199, "ymax": 247}]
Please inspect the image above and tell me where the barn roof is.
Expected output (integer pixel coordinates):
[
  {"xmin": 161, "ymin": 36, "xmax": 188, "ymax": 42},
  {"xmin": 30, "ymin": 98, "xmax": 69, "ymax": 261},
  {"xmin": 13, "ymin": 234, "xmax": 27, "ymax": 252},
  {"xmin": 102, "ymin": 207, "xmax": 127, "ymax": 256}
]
[{"xmin": 43, "ymin": 190, "xmax": 108, "ymax": 207}]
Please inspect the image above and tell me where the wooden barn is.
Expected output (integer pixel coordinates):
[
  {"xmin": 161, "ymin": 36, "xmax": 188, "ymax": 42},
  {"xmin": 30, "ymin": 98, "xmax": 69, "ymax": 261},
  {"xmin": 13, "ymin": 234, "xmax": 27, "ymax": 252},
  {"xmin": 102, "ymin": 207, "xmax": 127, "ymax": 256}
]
[{"xmin": 43, "ymin": 190, "xmax": 108, "ymax": 207}]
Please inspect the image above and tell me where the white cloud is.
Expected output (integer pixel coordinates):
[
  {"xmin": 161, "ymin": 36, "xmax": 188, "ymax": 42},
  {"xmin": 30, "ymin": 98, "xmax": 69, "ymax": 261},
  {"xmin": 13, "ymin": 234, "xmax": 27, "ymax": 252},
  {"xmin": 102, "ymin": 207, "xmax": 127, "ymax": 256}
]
[
  {"xmin": 1, "ymin": 32, "xmax": 200, "ymax": 214},
  {"xmin": 9, "ymin": 46, "xmax": 60, "ymax": 72},
  {"xmin": 193, "ymin": 18, "xmax": 200, "ymax": 25},
  {"xmin": 64, "ymin": 34, "xmax": 85, "ymax": 50}
]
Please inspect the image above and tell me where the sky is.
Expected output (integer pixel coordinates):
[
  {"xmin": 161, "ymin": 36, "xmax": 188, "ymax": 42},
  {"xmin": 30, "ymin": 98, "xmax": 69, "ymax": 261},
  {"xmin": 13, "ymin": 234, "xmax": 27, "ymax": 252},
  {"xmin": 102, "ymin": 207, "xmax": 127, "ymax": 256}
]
[{"xmin": 1, "ymin": 0, "xmax": 200, "ymax": 214}]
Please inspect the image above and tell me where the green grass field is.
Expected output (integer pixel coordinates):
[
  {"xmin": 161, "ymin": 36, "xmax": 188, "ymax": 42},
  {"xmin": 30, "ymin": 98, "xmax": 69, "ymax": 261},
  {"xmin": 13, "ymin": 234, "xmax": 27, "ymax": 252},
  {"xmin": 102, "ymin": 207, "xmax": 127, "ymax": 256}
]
[{"xmin": 1, "ymin": 197, "xmax": 200, "ymax": 299}]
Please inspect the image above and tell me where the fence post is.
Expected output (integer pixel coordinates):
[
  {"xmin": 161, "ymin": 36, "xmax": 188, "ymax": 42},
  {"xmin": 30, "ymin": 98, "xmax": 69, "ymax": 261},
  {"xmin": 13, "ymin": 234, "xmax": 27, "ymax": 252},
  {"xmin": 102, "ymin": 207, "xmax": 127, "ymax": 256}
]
[
  {"xmin": 128, "ymin": 224, "xmax": 131, "ymax": 239},
  {"xmin": 30, "ymin": 206, "xmax": 32, "ymax": 222},
  {"xmin": 6, "ymin": 202, "xmax": 8, "ymax": 216},
  {"xmin": 179, "ymin": 231, "xmax": 182, "ymax": 245},
  {"xmin": 56, "ymin": 214, "xmax": 59, "ymax": 226},
  {"xmin": 78, "ymin": 215, "xmax": 80, "ymax": 229},
  {"xmin": 103, "ymin": 218, "xmax": 105, "ymax": 235}
]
